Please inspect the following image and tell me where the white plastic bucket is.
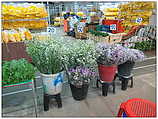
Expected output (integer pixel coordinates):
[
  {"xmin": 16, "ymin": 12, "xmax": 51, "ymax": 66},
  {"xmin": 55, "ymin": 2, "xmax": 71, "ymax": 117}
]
[{"xmin": 41, "ymin": 72, "xmax": 64, "ymax": 95}]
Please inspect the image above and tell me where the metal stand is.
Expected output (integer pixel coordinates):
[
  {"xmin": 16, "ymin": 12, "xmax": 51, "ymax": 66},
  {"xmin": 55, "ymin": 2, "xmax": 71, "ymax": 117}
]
[
  {"xmin": 44, "ymin": 93, "xmax": 62, "ymax": 111},
  {"xmin": 115, "ymin": 73, "xmax": 134, "ymax": 91},
  {"xmin": 96, "ymin": 78, "xmax": 116, "ymax": 96},
  {"xmin": 32, "ymin": 79, "xmax": 38, "ymax": 117}
]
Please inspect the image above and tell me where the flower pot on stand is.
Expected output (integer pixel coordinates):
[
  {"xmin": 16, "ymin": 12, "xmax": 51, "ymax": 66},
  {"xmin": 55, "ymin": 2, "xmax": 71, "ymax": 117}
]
[
  {"xmin": 98, "ymin": 64, "xmax": 117, "ymax": 82},
  {"xmin": 41, "ymin": 72, "xmax": 63, "ymax": 95},
  {"xmin": 70, "ymin": 83, "xmax": 89, "ymax": 101},
  {"xmin": 118, "ymin": 61, "xmax": 135, "ymax": 90},
  {"xmin": 41, "ymin": 72, "xmax": 64, "ymax": 111},
  {"xmin": 97, "ymin": 64, "xmax": 117, "ymax": 96},
  {"xmin": 118, "ymin": 61, "xmax": 135, "ymax": 76}
]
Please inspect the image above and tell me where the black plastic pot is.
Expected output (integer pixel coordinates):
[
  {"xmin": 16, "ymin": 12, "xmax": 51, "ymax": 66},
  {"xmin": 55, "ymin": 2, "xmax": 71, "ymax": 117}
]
[
  {"xmin": 70, "ymin": 83, "xmax": 89, "ymax": 101},
  {"xmin": 118, "ymin": 61, "xmax": 135, "ymax": 76}
]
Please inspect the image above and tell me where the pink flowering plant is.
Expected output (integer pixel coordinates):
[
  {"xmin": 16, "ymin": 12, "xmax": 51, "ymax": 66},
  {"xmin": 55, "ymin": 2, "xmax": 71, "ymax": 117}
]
[{"xmin": 68, "ymin": 66, "xmax": 96, "ymax": 86}]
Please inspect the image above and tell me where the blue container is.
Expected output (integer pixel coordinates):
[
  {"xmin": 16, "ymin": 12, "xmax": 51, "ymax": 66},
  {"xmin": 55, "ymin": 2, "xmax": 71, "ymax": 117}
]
[{"xmin": 96, "ymin": 25, "xmax": 112, "ymax": 33}]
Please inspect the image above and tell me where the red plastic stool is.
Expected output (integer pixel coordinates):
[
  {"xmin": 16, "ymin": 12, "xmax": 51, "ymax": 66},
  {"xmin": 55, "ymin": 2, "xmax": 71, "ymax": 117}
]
[{"xmin": 117, "ymin": 98, "xmax": 156, "ymax": 117}]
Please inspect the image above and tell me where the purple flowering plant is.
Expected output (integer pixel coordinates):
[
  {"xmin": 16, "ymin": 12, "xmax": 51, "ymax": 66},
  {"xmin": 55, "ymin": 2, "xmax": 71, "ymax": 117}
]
[
  {"xmin": 68, "ymin": 66, "xmax": 96, "ymax": 86},
  {"xmin": 128, "ymin": 49, "xmax": 145, "ymax": 62},
  {"xmin": 96, "ymin": 43, "xmax": 145, "ymax": 66}
]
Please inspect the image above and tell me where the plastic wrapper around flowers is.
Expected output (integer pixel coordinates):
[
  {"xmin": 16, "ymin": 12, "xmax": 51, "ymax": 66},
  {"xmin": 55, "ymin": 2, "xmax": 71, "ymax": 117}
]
[
  {"xmin": 2, "ymin": 28, "xmax": 32, "ymax": 43},
  {"xmin": 123, "ymin": 36, "xmax": 150, "ymax": 48},
  {"xmin": 2, "ymin": 3, "xmax": 48, "ymax": 29}
]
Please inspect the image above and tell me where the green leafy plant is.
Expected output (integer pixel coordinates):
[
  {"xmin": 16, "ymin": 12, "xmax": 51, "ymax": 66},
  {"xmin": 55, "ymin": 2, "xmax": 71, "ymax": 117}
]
[
  {"xmin": 130, "ymin": 40, "xmax": 155, "ymax": 51},
  {"xmin": 88, "ymin": 29, "xmax": 109, "ymax": 37},
  {"xmin": 2, "ymin": 59, "xmax": 37, "ymax": 86}
]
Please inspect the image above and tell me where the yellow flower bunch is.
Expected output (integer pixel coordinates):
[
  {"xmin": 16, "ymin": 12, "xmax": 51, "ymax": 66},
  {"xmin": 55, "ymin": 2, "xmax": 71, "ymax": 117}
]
[
  {"xmin": 2, "ymin": 20, "xmax": 48, "ymax": 29},
  {"xmin": 2, "ymin": 4, "xmax": 48, "ymax": 20},
  {"xmin": 2, "ymin": 3, "xmax": 48, "ymax": 29},
  {"xmin": 2, "ymin": 28, "xmax": 32, "ymax": 43}
]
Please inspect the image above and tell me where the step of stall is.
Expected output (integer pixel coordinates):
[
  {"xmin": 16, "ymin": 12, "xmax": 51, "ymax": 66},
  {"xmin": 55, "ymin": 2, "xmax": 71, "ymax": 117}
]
[{"xmin": 133, "ymin": 56, "xmax": 156, "ymax": 76}]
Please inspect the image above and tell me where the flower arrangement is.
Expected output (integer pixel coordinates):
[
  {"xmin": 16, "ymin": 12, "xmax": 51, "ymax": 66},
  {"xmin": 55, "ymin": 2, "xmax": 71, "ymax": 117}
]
[
  {"xmin": 68, "ymin": 66, "xmax": 96, "ymax": 86},
  {"xmin": 96, "ymin": 43, "xmax": 145, "ymax": 66}
]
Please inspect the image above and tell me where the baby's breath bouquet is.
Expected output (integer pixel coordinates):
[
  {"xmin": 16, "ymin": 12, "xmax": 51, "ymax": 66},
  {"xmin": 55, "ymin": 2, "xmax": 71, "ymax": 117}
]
[{"xmin": 26, "ymin": 35, "xmax": 65, "ymax": 74}]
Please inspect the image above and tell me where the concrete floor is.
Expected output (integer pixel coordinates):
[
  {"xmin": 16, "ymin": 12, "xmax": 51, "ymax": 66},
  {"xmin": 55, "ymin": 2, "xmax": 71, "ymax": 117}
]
[{"xmin": 38, "ymin": 72, "xmax": 156, "ymax": 117}]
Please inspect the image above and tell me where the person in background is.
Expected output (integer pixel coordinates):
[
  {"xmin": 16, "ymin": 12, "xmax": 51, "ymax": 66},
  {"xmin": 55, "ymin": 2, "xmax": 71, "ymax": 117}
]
[
  {"xmin": 63, "ymin": 12, "xmax": 70, "ymax": 32},
  {"xmin": 67, "ymin": 13, "xmax": 79, "ymax": 37}
]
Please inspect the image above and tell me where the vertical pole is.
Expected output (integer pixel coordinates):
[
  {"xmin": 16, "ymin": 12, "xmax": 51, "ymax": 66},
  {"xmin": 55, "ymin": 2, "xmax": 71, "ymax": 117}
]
[
  {"xmin": 47, "ymin": 1, "xmax": 51, "ymax": 26},
  {"xmin": 32, "ymin": 79, "xmax": 38, "ymax": 117}
]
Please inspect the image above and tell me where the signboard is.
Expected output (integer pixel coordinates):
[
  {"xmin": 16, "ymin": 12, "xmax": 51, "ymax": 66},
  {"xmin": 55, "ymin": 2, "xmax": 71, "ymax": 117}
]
[
  {"xmin": 47, "ymin": 27, "xmax": 56, "ymax": 34},
  {"xmin": 77, "ymin": 22, "xmax": 85, "ymax": 33},
  {"xmin": 110, "ymin": 24, "xmax": 116, "ymax": 30},
  {"xmin": 136, "ymin": 17, "xmax": 143, "ymax": 24},
  {"xmin": 77, "ymin": 26, "xmax": 84, "ymax": 33}
]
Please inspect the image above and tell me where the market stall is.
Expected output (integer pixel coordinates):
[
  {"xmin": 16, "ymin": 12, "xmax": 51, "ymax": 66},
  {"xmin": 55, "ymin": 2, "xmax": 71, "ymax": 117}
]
[{"xmin": 2, "ymin": 1, "xmax": 157, "ymax": 117}]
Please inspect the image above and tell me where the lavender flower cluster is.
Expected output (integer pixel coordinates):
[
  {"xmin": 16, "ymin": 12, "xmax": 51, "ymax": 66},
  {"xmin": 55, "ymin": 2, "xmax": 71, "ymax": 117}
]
[
  {"xmin": 68, "ymin": 67, "xmax": 96, "ymax": 86},
  {"xmin": 128, "ymin": 49, "xmax": 145, "ymax": 62},
  {"xmin": 96, "ymin": 43, "xmax": 145, "ymax": 66}
]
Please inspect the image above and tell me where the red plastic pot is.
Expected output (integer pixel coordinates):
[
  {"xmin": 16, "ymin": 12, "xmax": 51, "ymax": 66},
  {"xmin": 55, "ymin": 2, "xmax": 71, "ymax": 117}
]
[{"xmin": 98, "ymin": 64, "xmax": 117, "ymax": 82}]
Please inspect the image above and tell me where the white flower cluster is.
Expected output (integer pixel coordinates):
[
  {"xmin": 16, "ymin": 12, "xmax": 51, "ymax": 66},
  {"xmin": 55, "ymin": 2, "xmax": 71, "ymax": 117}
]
[{"xmin": 26, "ymin": 36, "xmax": 98, "ymax": 76}]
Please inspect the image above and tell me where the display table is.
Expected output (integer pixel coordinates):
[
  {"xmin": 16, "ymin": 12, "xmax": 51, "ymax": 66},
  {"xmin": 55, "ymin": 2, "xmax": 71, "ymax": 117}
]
[
  {"xmin": 2, "ymin": 42, "xmax": 32, "ymax": 62},
  {"xmin": 87, "ymin": 23, "xmax": 99, "ymax": 31}
]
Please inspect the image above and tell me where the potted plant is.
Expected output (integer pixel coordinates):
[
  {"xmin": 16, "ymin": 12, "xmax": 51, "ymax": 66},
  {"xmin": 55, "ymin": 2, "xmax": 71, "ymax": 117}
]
[
  {"xmin": 63, "ymin": 39, "xmax": 98, "ymax": 100},
  {"xmin": 96, "ymin": 43, "xmax": 130, "ymax": 82},
  {"xmin": 68, "ymin": 66, "xmax": 96, "ymax": 100},
  {"xmin": 26, "ymin": 37, "xmax": 65, "ymax": 95},
  {"xmin": 118, "ymin": 48, "xmax": 145, "ymax": 76},
  {"xmin": 2, "ymin": 59, "xmax": 38, "ymax": 114}
]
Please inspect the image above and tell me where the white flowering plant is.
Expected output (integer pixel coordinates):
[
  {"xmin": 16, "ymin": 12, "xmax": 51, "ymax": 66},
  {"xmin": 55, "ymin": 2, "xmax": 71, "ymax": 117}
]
[
  {"xmin": 61, "ymin": 39, "xmax": 99, "ymax": 85},
  {"xmin": 62, "ymin": 39, "xmax": 98, "ymax": 69},
  {"xmin": 26, "ymin": 36, "xmax": 66, "ymax": 74}
]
